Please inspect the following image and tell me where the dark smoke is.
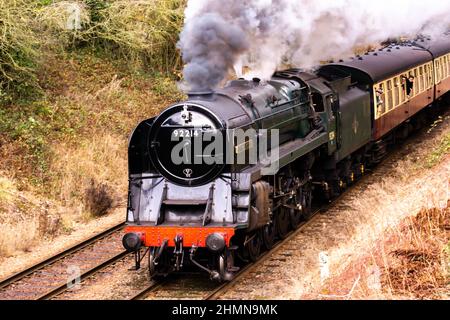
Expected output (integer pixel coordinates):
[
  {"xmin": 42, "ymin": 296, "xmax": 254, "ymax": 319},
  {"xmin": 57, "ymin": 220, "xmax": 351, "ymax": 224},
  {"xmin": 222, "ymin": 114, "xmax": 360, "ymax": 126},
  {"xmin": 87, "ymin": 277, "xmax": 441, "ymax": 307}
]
[
  {"xmin": 179, "ymin": 0, "xmax": 450, "ymax": 91},
  {"xmin": 178, "ymin": 13, "xmax": 249, "ymax": 91}
]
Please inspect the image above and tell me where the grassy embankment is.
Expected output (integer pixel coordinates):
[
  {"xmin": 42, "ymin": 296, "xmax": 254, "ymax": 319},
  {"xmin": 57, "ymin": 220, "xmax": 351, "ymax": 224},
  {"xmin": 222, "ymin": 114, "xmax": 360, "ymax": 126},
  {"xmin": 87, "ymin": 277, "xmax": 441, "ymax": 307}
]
[
  {"xmin": 382, "ymin": 131, "xmax": 450, "ymax": 299},
  {"xmin": 316, "ymin": 121, "xmax": 450, "ymax": 300}
]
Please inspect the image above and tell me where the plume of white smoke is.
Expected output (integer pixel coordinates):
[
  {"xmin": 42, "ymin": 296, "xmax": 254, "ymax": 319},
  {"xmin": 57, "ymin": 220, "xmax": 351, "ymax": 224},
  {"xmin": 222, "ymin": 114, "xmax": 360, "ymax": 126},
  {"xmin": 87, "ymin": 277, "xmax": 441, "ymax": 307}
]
[{"xmin": 178, "ymin": 0, "xmax": 450, "ymax": 91}]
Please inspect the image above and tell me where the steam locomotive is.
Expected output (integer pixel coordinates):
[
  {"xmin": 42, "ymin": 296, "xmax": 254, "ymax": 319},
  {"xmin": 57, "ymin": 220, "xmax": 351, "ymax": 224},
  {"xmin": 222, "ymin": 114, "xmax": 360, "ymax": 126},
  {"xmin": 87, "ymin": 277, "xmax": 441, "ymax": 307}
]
[{"xmin": 122, "ymin": 35, "xmax": 450, "ymax": 281}]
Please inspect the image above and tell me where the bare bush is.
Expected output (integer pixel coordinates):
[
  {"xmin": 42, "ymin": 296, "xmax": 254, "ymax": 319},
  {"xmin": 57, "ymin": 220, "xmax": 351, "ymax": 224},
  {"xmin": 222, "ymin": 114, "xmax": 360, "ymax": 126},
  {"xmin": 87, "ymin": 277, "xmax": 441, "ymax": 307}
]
[
  {"xmin": 36, "ymin": 1, "xmax": 91, "ymax": 49},
  {"xmin": 0, "ymin": 0, "xmax": 40, "ymax": 101},
  {"xmin": 84, "ymin": 178, "xmax": 116, "ymax": 217},
  {"xmin": 1, "ymin": 0, "xmax": 187, "ymax": 101},
  {"xmin": 38, "ymin": 212, "xmax": 62, "ymax": 238},
  {"xmin": 88, "ymin": 0, "xmax": 186, "ymax": 72}
]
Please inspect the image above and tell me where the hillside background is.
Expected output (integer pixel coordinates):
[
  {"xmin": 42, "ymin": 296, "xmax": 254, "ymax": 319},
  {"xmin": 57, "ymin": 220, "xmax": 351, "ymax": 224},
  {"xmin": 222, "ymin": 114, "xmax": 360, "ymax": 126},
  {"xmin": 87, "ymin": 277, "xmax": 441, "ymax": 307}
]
[{"xmin": 0, "ymin": 0, "xmax": 187, "ymax": 255}]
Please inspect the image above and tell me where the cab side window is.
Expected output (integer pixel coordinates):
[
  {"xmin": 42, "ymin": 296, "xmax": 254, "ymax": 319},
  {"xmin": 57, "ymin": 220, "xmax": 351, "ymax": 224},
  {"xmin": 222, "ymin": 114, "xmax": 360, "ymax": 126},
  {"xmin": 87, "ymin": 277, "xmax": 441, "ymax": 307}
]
[{"xmin": 311, "ymin": 92, "xmax": 324, "ymax": 112}]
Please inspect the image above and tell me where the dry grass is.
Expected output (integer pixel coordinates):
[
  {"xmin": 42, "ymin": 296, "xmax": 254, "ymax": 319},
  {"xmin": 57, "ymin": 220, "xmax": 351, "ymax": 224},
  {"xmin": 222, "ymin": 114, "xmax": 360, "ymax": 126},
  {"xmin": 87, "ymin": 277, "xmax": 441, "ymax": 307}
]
[
  {"xmin": 0, "ymin": 130, "xmax": 128, "ymax": 257},
  {"xmin": 0, "ymin": 0, "xmax": 188, "ymax": 258},
  {"xmin": 217, "ymin": 143, "xmax": 449, "ymax": 300},
  {"xmin": 36, "ymin": 1, "xmax": 91, "ymax": 49},
  {"xmin": 381, "ymin": 206, "xmax": 449, "ymax": 298},
  {"xmin": 87, "ymin": 0, "xmax": 186, "ymax": 72},
  {"xmin": 49, "ymin": 132, "xmax": 125, "ymax": 211},
  {"xmin": 317, "ymin": 203, "xmax": 450, "ymax": 300},
  {"xmin": 425, "ymin": 124, "xmax": 450, "ymax": 167},
  {"xmin": 1, "ymin": 0, "xmax": 187, "ymax": 101},
  {"xmin": 0, "ymin": 219, "xmax": 40, "ymax": 257},
  {"xmin": 40, "ymin": 54, "xmax": 181, "ymax": 213},
  {"xmin": 300, "ymin": 150, "xmax": 450, "ymax": 300},
  {"xmin": 36, "ymin": 0, "xmax": 187, "ymax": 71},
  {"xmin": 0, "ymin": 174, "xmax": 64, "ymax": 257},
  {"xmin": 84, "ymin": 178, "xmax": 117, "ymax": 217}
]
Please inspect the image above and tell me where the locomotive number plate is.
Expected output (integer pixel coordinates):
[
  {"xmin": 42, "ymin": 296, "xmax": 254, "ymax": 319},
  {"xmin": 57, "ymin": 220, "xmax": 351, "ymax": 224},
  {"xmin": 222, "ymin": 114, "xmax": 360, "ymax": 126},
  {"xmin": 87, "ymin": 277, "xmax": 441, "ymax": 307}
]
[{"xmin": 172, "ymin": 129, "xmax": 201, "ymax": 138}]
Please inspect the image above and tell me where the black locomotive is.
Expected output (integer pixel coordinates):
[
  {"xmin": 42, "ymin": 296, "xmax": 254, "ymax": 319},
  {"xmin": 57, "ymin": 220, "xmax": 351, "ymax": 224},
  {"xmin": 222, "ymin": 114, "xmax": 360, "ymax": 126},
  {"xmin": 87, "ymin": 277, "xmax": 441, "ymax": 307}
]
[{"xmin": 123, "ymin": 34, "xmax": 450, "ymax": 281}]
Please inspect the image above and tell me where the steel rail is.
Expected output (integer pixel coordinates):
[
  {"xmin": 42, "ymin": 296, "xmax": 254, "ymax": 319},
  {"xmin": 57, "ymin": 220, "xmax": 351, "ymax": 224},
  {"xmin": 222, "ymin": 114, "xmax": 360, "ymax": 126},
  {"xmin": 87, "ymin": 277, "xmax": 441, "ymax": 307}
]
[
  {"xmin": 129, "ymin": 280, "xmax": 168, "ymax": 300},
  {"xmin": 37, "ymin": 250, "xmax": 130, "ymax": 300},
  {"xmin": 0, "ymin": 222, "xmax": 125, "ymax": 290},
  {"xmin": 204, "ymin": 206, "xmax": 327, "ymax": 300},
  {"xmin": 129, "ymin": 201, "xmax": 338, "ymax": 301}
]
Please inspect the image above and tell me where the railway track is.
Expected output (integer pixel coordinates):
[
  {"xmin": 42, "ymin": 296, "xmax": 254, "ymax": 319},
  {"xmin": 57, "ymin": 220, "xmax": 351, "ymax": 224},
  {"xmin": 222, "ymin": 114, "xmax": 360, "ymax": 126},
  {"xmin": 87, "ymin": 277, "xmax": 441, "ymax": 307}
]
[
  {"xmin": 0, "ymin": 196, "xmax": 343, "ymax": 300},
  {"xmin": 204, "ymin": 208, "xmax": 325, "ymax": 300},
  {"xmin": 0, "ymin": 222, "xmax": 127, "ymax": 300},
  {"xmin": 129, "ymin": 198, "xmax": 343, "ymax": 300}
]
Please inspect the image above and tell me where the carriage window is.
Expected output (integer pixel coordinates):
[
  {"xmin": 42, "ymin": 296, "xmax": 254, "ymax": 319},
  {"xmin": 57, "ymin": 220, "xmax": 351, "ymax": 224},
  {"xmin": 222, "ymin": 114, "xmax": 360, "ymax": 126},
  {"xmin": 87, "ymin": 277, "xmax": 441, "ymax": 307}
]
[
  {"xmin": 399, "ymin": 76, "xmax": 405, "ymax": 103},
  {"xmin": 444, "ymin": 56, "xmax": 449, "ymax": 78},
  {"xmin": 436, "ymin": 60, "xmax": 441, "ymax": 83},
  {"xmin": 402, "ymin": 73, "xmax": 414, "ymax": 98},
  {"xmin": 448, "ymin": 55, "xmax": 450, "ymax": 76},
  {"xmin": 387, "ymin": 80, "xmax": 393, "ymax": 110},
  {"xmin": 429, "ymin": 63, "xmax": 432, "ymax": 86},
  {"xmin": 444, "ymin": 56, "xmax": 448, "ymax": 78},
  {"xmin": 447, "ymin": 55, "xmax": 450, "ymax": 77},
  {"xmin": 430, "ymin": 63, "xmax": 434, "ymax": 86},
  {"xmin": 424, "ymin": 66, "xmax": 428, "ymax": 89},
  {"xmin": 375, "ymin": 83, "xmax": 386, "ymax": 117},
  {"xmin": 413, "ymin": 69, "xmax": 419, "ymax": 96},
  {"xmin": 424, "ymin": 65, "xmax": 430, "ymax": 89},
  {"xmin": 443, "ymin": 57, "xmax": 446, "ymax": 79},
  {"xmin": 427, "ymin": 64, "xmax": 431, "ymax": 87},
  {"xmin": 419, "ymin": 67, "xmax": 424, "ymax": 92},
  {"xmin": 444, "ymin": 57, "xmax": 447, "ymax": 78},
  {"xmin": 442, "ymin": 57, "xmax": 447, "ymax": 79},
  {"xmin": 393, "ymin": 77, "xmax": 400, "ymax": 107}
]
